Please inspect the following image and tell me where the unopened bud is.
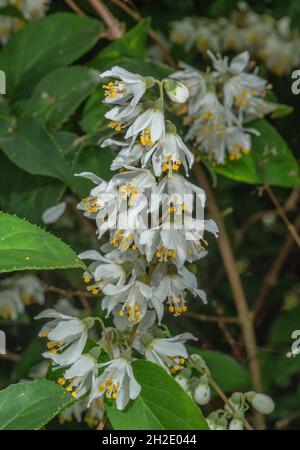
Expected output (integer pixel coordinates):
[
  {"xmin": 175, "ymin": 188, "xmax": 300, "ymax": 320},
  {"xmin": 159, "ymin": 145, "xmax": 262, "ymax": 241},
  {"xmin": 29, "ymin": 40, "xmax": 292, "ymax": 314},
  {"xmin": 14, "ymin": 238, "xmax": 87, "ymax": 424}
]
[
  {"xmin": 250, "ymin": 393, "xmax": 275, "ymax": 414},
  {"xmin": 164, "ymin": 79, "xmax": 189, "ymax": 103},
  {"xmin": 193, "ymin": 383, "xmax": 211, "ymax": 405}
]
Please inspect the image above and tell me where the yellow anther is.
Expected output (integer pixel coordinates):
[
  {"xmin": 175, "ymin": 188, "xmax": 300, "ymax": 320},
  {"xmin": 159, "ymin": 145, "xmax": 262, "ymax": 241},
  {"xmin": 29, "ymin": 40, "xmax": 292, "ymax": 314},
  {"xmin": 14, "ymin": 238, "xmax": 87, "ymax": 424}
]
[{"xmin": 71, "ymin": 391, "xmax": 78, "ymax": 398}]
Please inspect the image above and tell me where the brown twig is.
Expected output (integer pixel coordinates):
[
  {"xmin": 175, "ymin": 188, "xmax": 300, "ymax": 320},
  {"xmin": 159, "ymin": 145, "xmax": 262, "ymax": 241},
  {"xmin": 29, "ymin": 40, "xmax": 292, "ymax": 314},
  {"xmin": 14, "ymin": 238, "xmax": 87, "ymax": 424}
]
[
  {"xmin": 264, "ymin": 185, "xmax": 300, "ymax": 247},
  {"xmin": 88, "ymin": 0, "xmax": 125, "ymax": 40},
  {"xmin": 184, "ymin": 311, "xmax": 239, "ymax": 324},
  {"xmin": 45, "ymin": 285, "xmax": 97, "ymax": 299},
  {"xmin": 64, "ymin": 0, "xmax": 85, "ymax": 15},
  {"xmin": 275, "ymin": 410, "xmax": 300, "ymax": 429},
  {"xmin": 208, "ymin": 376, "xmax": 254, "ymax": 431},
  {"xmin": 193, "ymin": 162, "xmax": 265, "ymax": 429},
  {"xmin": 111, "ymin": 0, "xmax": 176, "ymax": 67},
  {"xmin": 253, "ymin": 213, "xmax": 300, "ymax": 323},
  {"xmin": 212, "ymin": 302, "xmax": 243, "ymax": 361}
]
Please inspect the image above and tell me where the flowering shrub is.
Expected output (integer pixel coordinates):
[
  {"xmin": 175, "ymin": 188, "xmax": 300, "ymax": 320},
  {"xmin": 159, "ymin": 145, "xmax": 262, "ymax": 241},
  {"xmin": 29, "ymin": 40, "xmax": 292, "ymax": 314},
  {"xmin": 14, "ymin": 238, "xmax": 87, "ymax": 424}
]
[{"xmin": 0, "ymin": 0, "xmax": 299, "ymax": 432}]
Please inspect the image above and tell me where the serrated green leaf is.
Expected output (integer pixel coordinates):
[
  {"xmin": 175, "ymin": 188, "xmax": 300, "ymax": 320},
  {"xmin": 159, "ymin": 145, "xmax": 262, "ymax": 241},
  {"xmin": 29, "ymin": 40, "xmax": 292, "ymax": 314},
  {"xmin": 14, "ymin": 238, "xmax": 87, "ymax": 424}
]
[
  {"xmin": 213, "ymin": 120, "xmax": 300, "ymax": 188},
  {"xmin": 106, "ymin": 360, "xmax": 208, "ymax": 430},
  {"xmin": 0, "ymin": 212, "xmax": 85, "ymax": 273},
  {"xmin": 0, "ymin": 116, "xmax": 72, "ymax": 184},
  {"xmin": 0, "ymin": 12, "xmax": 103, "ymax": 99},
  {"xmin": 0, "ymin": 379, "xmax": 73, "ymax": 430}
]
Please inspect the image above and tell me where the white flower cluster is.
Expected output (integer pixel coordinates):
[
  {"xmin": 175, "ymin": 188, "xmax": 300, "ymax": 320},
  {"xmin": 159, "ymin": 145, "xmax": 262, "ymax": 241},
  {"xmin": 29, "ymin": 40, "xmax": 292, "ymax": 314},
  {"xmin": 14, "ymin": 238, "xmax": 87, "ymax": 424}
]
[
  {"xmin": 36, "ymin": 65, "xmax": 219, "ymax": 414},
  {"xmin": 0, "ymin": 0, "xmax": 49, "ymax": 45},
  {"xmin": 171, "ymin": 51, "xmax": 276, "ymax": 164},
  {"xmin": 169, "ymin": 2, "xmax": 300, "ymax": 76},
  {"xmin": 0, "ymin": 274, "xmax": 44, "ymax": 320}
]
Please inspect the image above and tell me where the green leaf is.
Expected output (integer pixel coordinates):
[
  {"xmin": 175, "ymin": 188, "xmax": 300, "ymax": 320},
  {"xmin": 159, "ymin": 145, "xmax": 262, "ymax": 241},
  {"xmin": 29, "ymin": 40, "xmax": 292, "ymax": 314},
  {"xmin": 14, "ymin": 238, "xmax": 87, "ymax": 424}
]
[
  {"xmin": 0, "ymin": 153, "xmax": 65, "ymax": 224},
  {"xmin": 0, "ymin": 212, "xmax": 85, "ymax": 273},
  {"xmin": 13, "ymin": 338, "xmax": 45, "ymax": 379},
  {"xmin": 0, "ymin": 116, "xmax": 72, "ymax": 184},
  {"xmin": 0, "ymin": 379, "xmax": 73, "ymax": 430},
  {"xmin": 90, "ymin": 18, "xmax": 151, "ymax": 70},
  {"xmin": 29, "ymin": 66, "xmax": 99, "ymax": 129},
  {"xmin": 106, "ymin": 360, "xmax": 208, "ymax": 430},
  {"xmin": 0, "ymin": 12, "xmax": 103, "ymax": 98},
  {"xmin": 213, "ymin": 120, "xmax": 300, "ymax": 188},
  {"xmin": 190, "ymin": 349, "xmax": 251, "ymax": 393},
  {"xmin": 80, "ymin": 89, "xmax": 107, "ymax": 134}
]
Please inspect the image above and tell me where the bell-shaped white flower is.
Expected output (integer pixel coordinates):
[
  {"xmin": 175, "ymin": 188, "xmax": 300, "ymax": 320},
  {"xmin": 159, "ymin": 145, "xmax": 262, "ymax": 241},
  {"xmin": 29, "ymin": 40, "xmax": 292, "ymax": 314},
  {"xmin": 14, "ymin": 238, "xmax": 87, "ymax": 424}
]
[
  {"xmin": 141, "ymin": 332, "xmax": 196, "ymax": 374},
  {"xmin": 58, "ymin": 352, "xmax": 99, "ymax": 399},
  {"xmin": 79, "ymin": 249, "xmax": 127, "ymax": 295},
  {"xmin": 125, "ymin": 107, "xmax": 165, "ymax": 146},
  {"xmin": 90, "ymin": 357, "xmax": 141, "ymax": 410},
  {"xmin": 140, "ymin": 219, "xmax": 218, "ymax": 266},
  {"xmin": 36, "ymin": 309, "xmax": 90, "ymax": 366},
  {"xmin": 164, "ymin": 78, "xmax": 189, "ymax": 103},
  {"xmin": 101, "ymin": 138, "xmax": 144, "ymax": 170},
  {"xmin": 141, "ymin": 128, "xmax": 194, "ymax": 177},
  {"xmin": 152, "ymin": 265, "xmax": 207, "ymax": 316},
  {"xmin": 102, "ymin": 277, "xmax": 163, "ymax": 324},
  {"xmin": 20, "ymin": 0, "xmax": 49, "ymax": 20},
  {"xmin": 101, "ymin": 66, "xmax": 147, "ymax": 107}
]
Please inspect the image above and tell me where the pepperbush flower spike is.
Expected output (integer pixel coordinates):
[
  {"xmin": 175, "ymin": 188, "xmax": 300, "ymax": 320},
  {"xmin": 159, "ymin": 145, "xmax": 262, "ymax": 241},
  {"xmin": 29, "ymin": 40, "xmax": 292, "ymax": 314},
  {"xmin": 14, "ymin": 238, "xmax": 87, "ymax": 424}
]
[
  {"xmin": 36, "ymin": 309, "xmax": 92, "ymax": 366},
  {"xmin": 90, "ymin": 357, "xmax": 141, "ymax": 410}
]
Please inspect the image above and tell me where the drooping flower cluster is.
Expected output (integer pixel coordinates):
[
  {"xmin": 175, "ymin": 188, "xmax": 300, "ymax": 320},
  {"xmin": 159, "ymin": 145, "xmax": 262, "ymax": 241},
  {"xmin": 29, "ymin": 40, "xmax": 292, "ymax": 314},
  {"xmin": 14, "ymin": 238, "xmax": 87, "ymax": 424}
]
[
  {"xmin": 36, "ymin": 65, "xmax": 219, "ymax": 413},
  {"xmin": 169, "ymin": 2, "xmax": 300, "ymax": 76},
  {"xmin": 0, "ymin": 0, "xmax": 49, "ymax": 45},
  {"xmin": 0, "ymin": 274, "xmax": 44, "ymax": 320},
  {"xmin": 171, "ymin": 51, "xmax": 276, "ymax": 163}
]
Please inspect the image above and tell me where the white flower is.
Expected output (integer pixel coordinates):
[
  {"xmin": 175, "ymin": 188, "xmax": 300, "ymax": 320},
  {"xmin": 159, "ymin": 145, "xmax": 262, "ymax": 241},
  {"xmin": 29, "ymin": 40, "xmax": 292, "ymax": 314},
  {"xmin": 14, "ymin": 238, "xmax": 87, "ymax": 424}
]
[
  {"xmin": 90, "ymin": 357, "xmax": 141, "ymax": 410},
  {"xmin": 125, "ymin": 107, "xmax": 165, "ymax": 146},
  {"xmin": 101, "ymin": 66, "xmax": 147, "ymax": 107},
  {"xmin": 141, "ymin": 332, "xmax": 196, "ymax": 373},
  {"xmin": 152, "ymin": 266, "xmax": 207, "ymax": 316},
  {"xmin": 0, "ymin": 289, "xmax": 24, "ymax": 320},
  {"xmin": 36, "ymin": 309, "xmax": 90, "ymax": 366},
  {"xmin": 194, "ymin": 383, "xmax": 211, "ymax": 405},
  {"xmin": 164, "ymin": 78, "xmax": 189, "ymax": 103},
  {"xmin": 105, "ymin": 103, "xmax": 142, "ymax": 131},
  {"xmin": 141, "ymin": 129, "xmax": 194, "ymax": 177},
  {"xmin": 140, "ymin": 219, "xmax": 218, "ymax": 266},
  {"xmin": 101, "ymin": 138, "xmax": 144, "ymax": 170},
  {"xmin": 102, "ymin": 278, "xmax": 163, "ymax": 324},
  {"xmin": 58, "ymin": 352, "xmax": 99, "ymax": 400},
  {"xmin": 79, "ymin": 249, "xmax": 127, "ymax": 295}
]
